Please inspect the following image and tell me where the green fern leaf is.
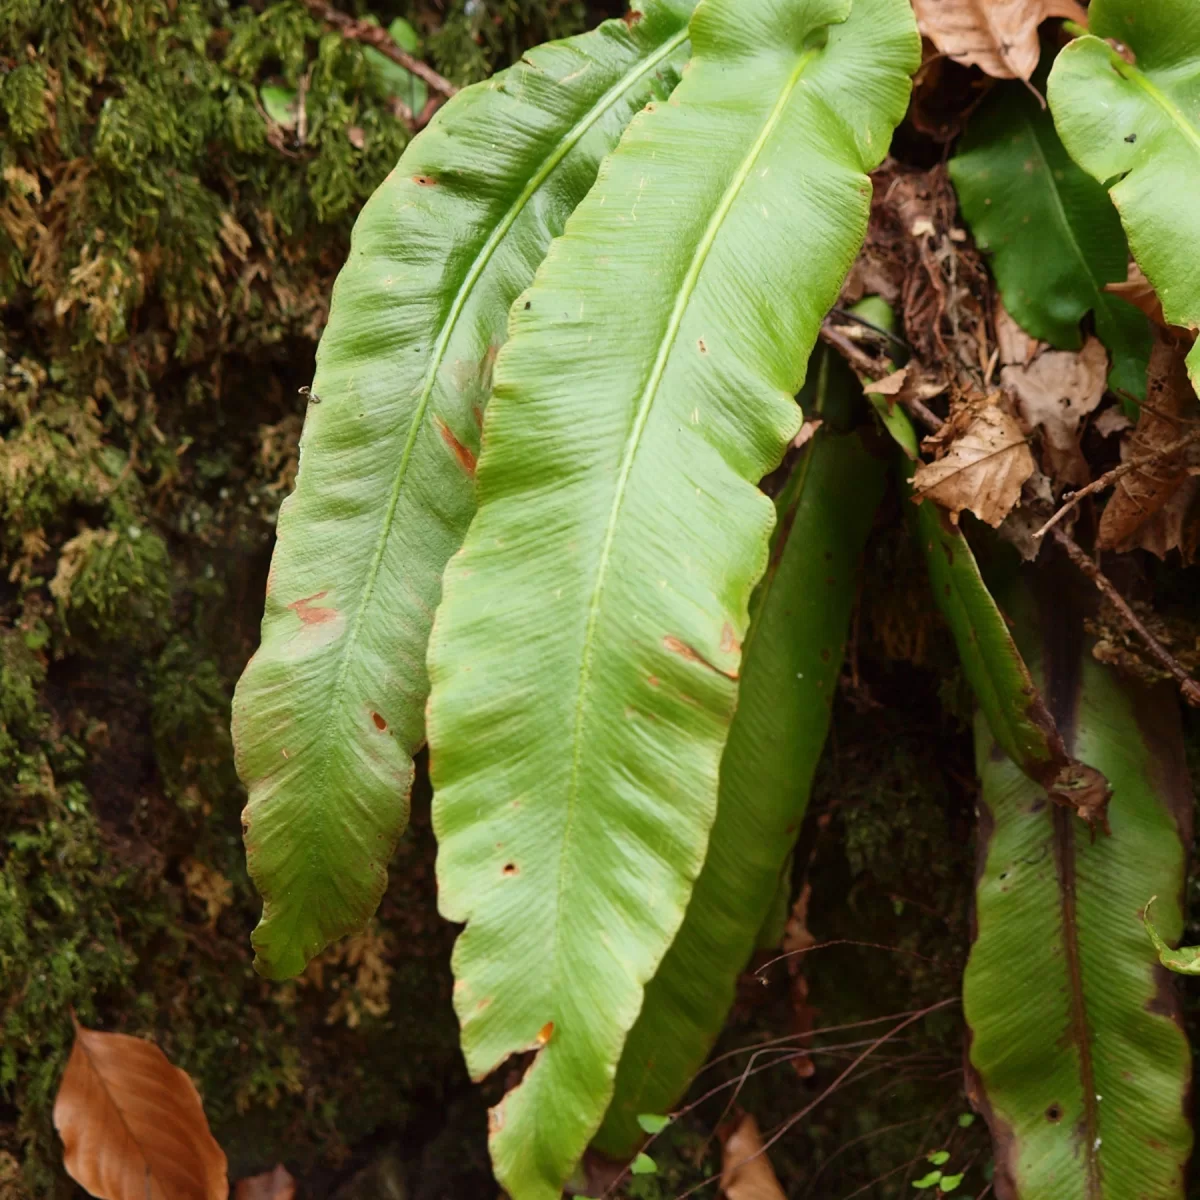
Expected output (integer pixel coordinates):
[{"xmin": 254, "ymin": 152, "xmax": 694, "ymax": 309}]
[
  {"xmin": 426, "ymin": 1, "xmax": 919, "ymax": 1195},
  {"xmin": 1048, "ymin": 0, "xmax": 1200, "ymax": 390},
  {"xmin": 949, "ymin": 82, "xmax": 1150, "ymax": 397},
  {"xmin": 231, "ymin": 2, "xmax": 696, "ymax": 980},
  {"xmin": 595, "ymin": 351, "xmax": 887, "ymax": 1156},
  {"xmin": 965, "ymin": 576, "xmax": 1192, "ymax": 1199}
]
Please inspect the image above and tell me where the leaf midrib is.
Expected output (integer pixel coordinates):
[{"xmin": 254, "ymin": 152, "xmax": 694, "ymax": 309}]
[
  {"xmin": 1024, "ymin": 108, "xmax": 1114, "ymax": 326},
  {"xmin": 555, "ymin": 44, "xmax": 821, "ymax": 1004},
  {"xmin": 312, "ymin": 30, "xmax": 689, "ymax": 795},
  {"xmin": 1114, "ymin": 51, "xmax": 1200, "ymax": 158}
]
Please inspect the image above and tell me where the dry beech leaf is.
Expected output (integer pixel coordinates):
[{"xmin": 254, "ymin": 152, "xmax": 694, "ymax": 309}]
[
  {"xmin": 865, "ymin": 367, "xmax": 909, "ymax": 396},
  {"xmin": 1099, "ymin": 334, "xmax": 1199, "ymax": 555},
  {"xmin": 54, "ymin": 1019, "xmax": 228, "ymax": 1200},
  {"xmin": 912, "ymin": 0, "xmax": 1088, "ymax": 80},
  {"xmin": 1003, "ymin": 336, "xmax": 1108, "ymax": 487},
  {"xmin": 235, "ymin": 1165, "xmax": 296, "ymax": 1200},
  {"xmin": 1094, "ymin": 406, "xmax": 1132, "ymax": 439},
  {"xmin": 720, "ymin": 1114, "xmax": 786, "ymax": 1200},
  {"xmin": 1106, "ymin": 261, "xmax": 1167, "ymax": 329},
  {"xmin": 994, "ymin": 302, "xmax": 1040, "ymax": 368},
  {"xmin": 912, "ymin": 402, "xmax": 1035, "ymax": 526}
]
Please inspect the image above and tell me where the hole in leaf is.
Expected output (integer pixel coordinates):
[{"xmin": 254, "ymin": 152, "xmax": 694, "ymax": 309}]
[{"xmin": 1046, "ymin": 1103, "xmax": 1063, "ymax": 1122}]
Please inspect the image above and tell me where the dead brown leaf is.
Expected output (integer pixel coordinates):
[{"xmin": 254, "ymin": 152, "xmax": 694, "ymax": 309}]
[
  {"xmin": 1003, "ymin": 336, "xmax": 1108, "ymax": 487},
  {"xmin": 54, "ymin": 1020, "xmax": 228, "ymax": 1200},
  {"xmin": 781, "ymin": 884, "xmax": 817, "ymax": 1078},
  {"xmin": 720, "ymin": 1114, "xmax": 786, "ymax": 1200},
  {"xmin": 913, "ymin": 401, "xmax": 1034, "ymax": 526},
  {"xmin": 1105, "ymin": 261, "xmax": 1167, "ymax": 328},
  {"xmin": 235, "ymin": 1165, "xmax": 296, "ymax": 1200},
  {"xmin": 1094, "ymin": 406, "xmax": 1132, "ymax": 439},
  {"xmin": 913, "ymin": 0, "xmax": 1088, "ymax": 80},
  {"xmin": 994, "ymin": 302, "xmax": 1040, "ymax": 368},
  {"xmin": 865, "ymin": 367, "xmax": 909, "ymax": 396},
  {"xmin": 1099, "ymin": 334, "xmax": 1198, "ymax": 553}
]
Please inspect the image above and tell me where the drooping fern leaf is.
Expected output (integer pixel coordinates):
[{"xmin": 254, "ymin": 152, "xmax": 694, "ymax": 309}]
[
  {"xmin": 426, "ymin": 1, "xmax": 919, "ymax": 1195},
  {"xmin": 231, "ymin": 1, "xmax": 696, "ymax": 980},
  {"xmin": 595, "ymin": 350, "xmax": 886, "ymax": 1156}
]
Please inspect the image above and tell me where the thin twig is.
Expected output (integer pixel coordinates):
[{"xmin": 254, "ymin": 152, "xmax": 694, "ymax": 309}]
[
  {"xmin": 829, "ymin": 307, "xmax": 912, "ymax": 353},
  {"xmin": 1033, "ymin": 427, "xmax": 1200, "ymax": 539},
  {"xmin": 673, "ymin": 998, "xmax": 959, "ymax": 1199},
  {"xmin": 820, "ymin": 322, "xmax": 884, "ymax": 379},
  {"xmin": 1050, "ymin": 527, "xmax": 1200, "ymax": 707},
  {"xmin": 301, "ymin": 0, "xmax": 458, "ymax": 97}
]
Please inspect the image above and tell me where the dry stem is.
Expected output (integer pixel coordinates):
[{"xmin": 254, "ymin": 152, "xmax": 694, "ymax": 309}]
[
  {"xmin": 1051, "ymin": 528, "xmax": 1200, "ymax": 706},
  {"xmin": 301, "ymin": 0, "xmax": 458, "ymax": 98}
]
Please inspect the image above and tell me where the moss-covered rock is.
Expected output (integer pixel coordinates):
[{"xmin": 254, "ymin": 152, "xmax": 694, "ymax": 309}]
[{"xmin": 0, "ymin": 1, "xmax": 598, "ymax": 1193}]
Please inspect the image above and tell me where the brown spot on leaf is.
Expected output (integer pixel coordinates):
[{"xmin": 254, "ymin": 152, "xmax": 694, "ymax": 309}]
[
  {"xmin": 719, "ymin": 623, "xmax": 741, "ymax": 656},
  {"xmin": 647, "ymin": 675, "xmax": 660, "ymax": 688},
  {"xmin": 536, "ymin": 1021, "xmax": 554, "ymax": 1046},
  {"xmin": 664, "ymin": 635, "xmax": 738, "ymax": 681},
  {"xmin": 435, "ymin": 418, "xmax": 477, "ymax": 477},
  {"xmin": 698, "ymin": 338, "xmax": 708, "ymax": 354},
  {"xmin": 372, "ymin": 712, "xmax": 387, "ymax": 732},
  {"xmin": 289, "ymin": 591, "xmax": 337, "ymax": 625},
  {"xmin": 502, "ymin": 863, "xmax": 518, "ymax": 876},
  {"xmin": 1045, "ymin": 1103, "xmax": 1063, "ymax": 1123},
  {"xmin": 413, "ymin": 174, "xmax": 437, "ymax": 186}
]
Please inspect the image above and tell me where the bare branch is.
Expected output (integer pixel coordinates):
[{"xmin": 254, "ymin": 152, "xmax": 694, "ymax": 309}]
[
  {"xmin": 1033, "ymin": 427, "xmax": 1200, "ymax": 540},
  {"xmin": 1050, "ymin": 527, "xmax": 1200, "ymax": 707},
  {"xmin": 301, "ymin": 0, "xmax": 458, "ymax": 98}
]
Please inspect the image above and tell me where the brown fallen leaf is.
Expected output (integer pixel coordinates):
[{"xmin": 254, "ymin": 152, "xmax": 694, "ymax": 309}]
[
  {"xmin": 720, "ymin": 1114, "xmax": 786, "ymax": 1200},
  {"xmin": 54, "ymin": 1019, "xmax": 228, "ymax": 1200},
  {"xmin": 994, "ymin": 302, "xmax": 1040, "ymax": 369},
  {"xmin": 913, "ymin": 0, "xmax": 1088, "ymax": 80},
  {"xmin": 864, "ymin": 367, "xmax": 909, "ymax": 396},
  {"xmin": 1003, "ymin": 336, "xmax": 1108, "ymax": 488},
  {"xmin": 1099, "ymin": 334, "xmax": 1198, "ymax": 553},
  {"xmin": 912, "ymin": 401, "xmax": 1035, "ymax": 526},
  {"xmin": 235, "ymin": 1165, "xmax": 296, "ymax": 1200},
  {"xmin": 1105, "ymin": 261, "xmax": 1167, "ymax": 329},
  {"xmin": 781, "ymin": 883, "xmax": 818, "ymax": 1078}
]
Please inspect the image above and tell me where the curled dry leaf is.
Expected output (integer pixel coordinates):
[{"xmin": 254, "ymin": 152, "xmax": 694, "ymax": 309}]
[
  {"xmin": 1099, "ymin": 334, "xmax": 1198, "ymax": 554},
  {"xmin": 720, "ymin": 1113, "xmax": 786, "ymax": 1200},
  {"xmin": 994, "ymin": 302, "xmax": 1040, "ymax": 369},
  {"xmin": 1106, "ymin": 262, "xmax": 1167, "ymax": 330},
  {"xmin": 1003, "ymin": 336, "xmax": 1108, "ymax": 488},
  {"xmin": 235, "ymin": 1164, "xmax": 296, "ymax": 1200},
  {"xmin": 912, "ymin": 401, "xmax": 1035, "ymax": 526},
  {"xmin": 54, "ymin": 1020, "xmax": 228, "ymax": 1200},
  {"xmin": 912, "ymin": 0, "xmax": 1089, "ymax": 80}
]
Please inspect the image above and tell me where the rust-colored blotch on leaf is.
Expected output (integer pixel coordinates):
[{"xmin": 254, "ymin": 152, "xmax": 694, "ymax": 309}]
[{"xmin": 53, "ymin": 1019, "xmax": 228, "ymax": 1200}]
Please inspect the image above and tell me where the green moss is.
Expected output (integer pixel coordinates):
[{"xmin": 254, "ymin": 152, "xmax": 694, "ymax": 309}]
[{"xmin": 0, "ymin": 1, "xmax": 585, "ymax": 1192}]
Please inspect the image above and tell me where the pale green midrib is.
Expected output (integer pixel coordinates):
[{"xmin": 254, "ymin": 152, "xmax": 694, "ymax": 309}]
[
  {"xmin": 1026, "ymin": 113, "xmax": 1113, "ymax": 323},
  {"xmin": 295, "ymin": 31, "xmax": 690, "ymax": 835},
  {"xmin": 551, "ymin": 45, "xmax": 820, "ymax": 1048},
  {"xmin": 1120, "ymin": 55, "xmax": 1200, "ymax": 158}
]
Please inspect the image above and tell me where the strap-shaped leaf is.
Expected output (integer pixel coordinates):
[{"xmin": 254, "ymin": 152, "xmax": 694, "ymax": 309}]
[
  {"xmin": 859, "ymin": 302, "xmax": 1110, "ymax": 826},
  {"xmin": 230, "ymin": 2, "xmax": 695, "ymax": 980},
  {"xmin": 426, "ymin": 1, "xmax": 919, "ymax": 1193},
  {"xmin": 1048, "ymin": 0, "xmax": 1200, "ymax": 389},
  {"xmin": 949, "ymin": 83, "xmax": 1150, "ymax": 396},
  {"xmin": 964, "ymin": 575, "xmax": 1192, "ymax": 1199},
  {"xmin": 595, "ymin": 360, "xmax": 886, "ymax": 1157},
  {"xmin": 872, "ymin": 402, "xmax": 1110, "ymax": 826}
]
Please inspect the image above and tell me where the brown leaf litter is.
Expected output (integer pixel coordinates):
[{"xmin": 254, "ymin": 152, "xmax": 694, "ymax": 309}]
[{"xmin": 912, "ymin": 0, "xmax": 1089, "ymax": 80}]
